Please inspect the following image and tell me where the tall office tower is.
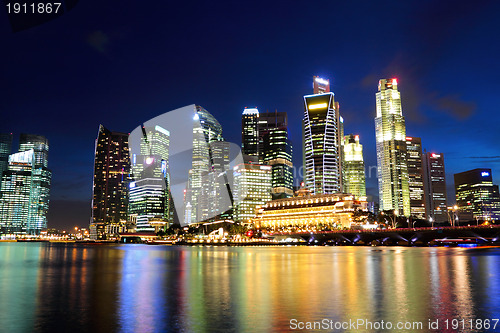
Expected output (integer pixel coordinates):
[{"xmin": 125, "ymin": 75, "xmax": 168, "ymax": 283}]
[
  {"xmin": 241, "ymin": 107, "xmax": 259, "ymax": 157},
  {"xmin": 375, "ymin": 78, "xmax": 410, "ymax": 216},
  {"xmin": 233, "ymin": 159, "xmax": 272, "ymax": 223},
  {"xmin": 0, "ymin": 150, "xmax": 34, "ymax": 234},
  {"xmin": 406, "ymin": 137, "xmax": 426, "ymax": 219},
  {"xmin": 454, "ymin": 169, "xmax": 500, "ymax": 221},
  {"xmin": 91, "ymin": 125, "xmax": 130, "ymax": 230},
  {"xmin": 252, "ymin": 111, "xmax": 294, "ymax": 199},
  {"xmin": 18, "ymin": 134, "xmax": 51, "ymax": 234},
  {"xmin": 185, "ymin": 105, "xmax": 224, "ymax": 224},
  {"xmin": 262, "ymin": 127, "xmax": 293, "ymax": 199},
  {"xmin": 129, "ymin": 125, "xmax": 170, "ymax": 231},
  {"xmin": 342, "ymin": 134, "xmax": 366, "ymax": 198},
  {"xmin": 303, "ymin": 87, "xmax": 341, "ymax": 194},
  {"xmin": 0, "ymin": 133, "xmax": 13, "ymax": 183},
  {"xmin": 198, "ymin": 140, "xmax": 232, "ymax": 222},
  {"xmin": 422, "ymin": 152, "xmax": 448, "ymax": 223}
]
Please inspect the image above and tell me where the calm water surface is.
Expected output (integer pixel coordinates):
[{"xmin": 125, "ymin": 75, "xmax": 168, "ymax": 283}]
[{"xmin": 0, "ymin": 243, "xmax": 499, "ymax": 332}]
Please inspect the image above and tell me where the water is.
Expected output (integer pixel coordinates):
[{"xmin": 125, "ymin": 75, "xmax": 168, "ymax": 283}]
[{"xmin": 0, "ymin": 243, "xmax": 499, "ymax": 332}]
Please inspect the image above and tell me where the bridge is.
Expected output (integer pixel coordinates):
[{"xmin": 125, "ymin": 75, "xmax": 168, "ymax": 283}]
[{"xmin": 269, "ymin": 225, "xmax": 500, "ymax": 246}]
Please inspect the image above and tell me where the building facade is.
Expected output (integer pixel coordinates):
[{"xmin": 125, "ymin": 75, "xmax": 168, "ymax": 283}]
[
  {"xmin": 406, "ymin": 137, "xmax": 426, "ymax": 219},
  {"xmin": 342, "ymin": 134, "xmax": 366, "ymax": 199},
  {"xmin": 233, "ymin": 160, "xmax": 272, "ymax": 223},
  {"xmin": 375, "ymin": 78, "xmax": 410, "ymax": 216},
  {"xmin": 129, "ymin": 125, "xmax": 171, "ymax": 232},
  {"xmin": 303, "ymin": 90, "xmax": 342, "ymax": 194},
  {"xmin": 0, "ymin": 133, "xmax": 52, "ymax": 235},
  {"xmin": 253, "ymin": 191, "xmax": 368, "ymax": 231},
  {"xmin": 0, "ymin": 133, "xmax": 13, "ymax": 185},
  {"xmin": 423, "ymin": 152, "xmax": 448, "ymax": 223},
  {"xmin": 454, "ymin": 169, "xmax": 500, "ymax": 221},
  {"xmin": 91, "ymin": 125, "xmax": 130, "ymax": 236}
]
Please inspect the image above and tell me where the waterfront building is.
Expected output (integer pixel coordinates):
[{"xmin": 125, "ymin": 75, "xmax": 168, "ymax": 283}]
[
  {"xmin": 342, "ymin": 134, "xmax": 366, "ymax": 199},
  {"xmin": 129, "ymin": 125, "xmax": 171, "ymax": 232},
  {"xmin": 253, "ymin": 189, "xmax": 368, "ymax": 231},
  {"xmin": 423, "ymin": 152, "xmax": 448, "ymax": 223},
  {"xmin": 375, "ymin": 78, "xmax": 410, "ymax": 216},
  {"xmin": 233, "ymin": 158, "xmax": 272, "ymax": 223},
  {"xmin": 303, "ymin": 77, "xmax": 342, "ymax": 194},
  {"xmin": 91, "ymin": 125, "xmax": 130, "ymax": 237},
  {"xmin": 19, "ymin": 134, "xmax": 51, "ymax": 233},
  {"xmin": 406, "ymin": 137, "xmax": 426, "ymax": 219},
  {"xmin": 0, "ymin": 150, "xmax": 34, "ymax": 234},
  {"xmin": 0, "ymin": 133, "xmax": 13, "ymax": 184},
  {"xmin": 454, "ymin": 168, "xmax": 500, "ymax": 221}
]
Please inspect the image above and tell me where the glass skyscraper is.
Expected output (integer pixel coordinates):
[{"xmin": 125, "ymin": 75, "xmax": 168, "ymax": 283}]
[
  {"xmin": 91, "ymin": 125, "xmax": 130, "ymax": 235},
  {"xmin": 241, "ymin": 107, "xmax": 259, "ymax": 157},
  {"xmin": 129, "ymin": 125, "xmax": 171, "ymax": 232},
  {"xmin": 406, "ymin": 137, "xmax": 426, "ymax": 219},
  {"xmin": 423, "ymin": 152, "xmax": 448, "ymax": 223},
  {"xmin": 0, "ymin": 133, "xmax": 51, "ymax": 235},
  {"xmin": 342, "ymin": 134, "xmax": 366, "ymax": 199},
  {"xmin": 303, "ymin": 88, "xmax": 342, "ymax": 194},
  {"xmin": 375, "ymin": 79, "xmax": 410, "ymax": 216}
]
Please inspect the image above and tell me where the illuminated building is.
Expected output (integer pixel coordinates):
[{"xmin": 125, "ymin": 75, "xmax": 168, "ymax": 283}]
[
  {"xmin": 303, "ymin": 76, "xmax": 342, "ymax": 194},
  {"xmin": 241, "ymin": 107, "xmax": 259, "ymax": 157},
  {"xmin": 253, "ymin": 190, "xmax": 368, "ymax": 230},
  {"xmin": 423, "ymin": 152, "xmax": 448, "ymax": 223},
  {"xmin": 233, "ymin": 159, "xmax": 272, "ymax": 223},
  {"xmin": 241, "ymin": 108, "xmax": 293, "ymax": 199},
  {"xmin": 454, "ymin": 169, "xmax": 500, "ymax": 221},
  {"xmin": 406, "ymin": 137, "xmax": 425, "ymax": 219},
  {"xmin": 342, "ymin": 134, "xmax": 366, "ymax": 198},
  {"xmin": 129, "ymin": 125, "xmax": 170, "ymax": 232},
  {"xmin": 184, "ymin": 106, "xmax": 225, "ymax": 224},
  {"xmin": 375, "ymin": 78, "xmax": 410, "ymax": 216},
  {"xmin": 91, "ymin": 125, "xmax": 130, "ymax": 237},
  {"xmin": 0, "ymin": 150, "xmax": 34, "ymax": 234},
  {"xmin": 0, "ymin": 133, "xmax": 13, "ymax": 185}
]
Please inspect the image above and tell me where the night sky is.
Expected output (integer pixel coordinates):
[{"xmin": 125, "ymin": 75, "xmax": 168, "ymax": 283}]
[{"xmin": 2, "ymin": 0, "xmax": 499, "ymax": 230}]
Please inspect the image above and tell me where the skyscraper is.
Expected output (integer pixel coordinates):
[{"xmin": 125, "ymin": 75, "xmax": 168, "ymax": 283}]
[
  {"xmin": 375, "ymin": 78, "xmax": 410, "ymax": 216},
  {"xmin": 184, "ymin": 105, "xmax": 225, "ymax": 224},
  {"xmin": 0, "ymin": 150, "xmax": 34, "ymax": 234},
  {"xmin": 0, "ymin": 133, "xmax": 13, "ymax": 183},
  {"xmin": 18, "ymin": 134, "xmax": 51, "ymax": 234},
  {"xmin": 0, "ymin": 133, "xmax": 51, "ymax": 235},
  {"xmin": 303, "ymin": 85, "xmax": 341, "ymax": 194},
  {"xmin": 406, "ymin": 137, "xmax": 426, "ymax": 219},
  {"xmin": 241, "ymin": 107, "xmax": 259, "ymax": 157},
  {"xmin": 342, "ymin": 134, "xmax": 366, "ymax": 198},
  {"xmin": 454, "ymin": 168, "xmax": 500, "ymax": 221},
  {"xmin": 91, "ymin": 125, "xmax": 130, "ymax": 234},
  {"xmin": 422, "ymin": 152, "xmax": 448, "ymax": 223},
  {"xmin": 129, "ymin": 125, "xmax": 170, "ymax": 232}
]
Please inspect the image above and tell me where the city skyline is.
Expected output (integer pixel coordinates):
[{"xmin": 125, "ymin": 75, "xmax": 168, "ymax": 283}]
[{"xmin": 2, "ymin": 1, "xmax": 500, "ymax": 229}]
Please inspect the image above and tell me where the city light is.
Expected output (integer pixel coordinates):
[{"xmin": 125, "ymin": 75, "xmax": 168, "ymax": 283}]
[{"xmin": 308, "ymin": 103, "xmax": 328, "ymax": 110}]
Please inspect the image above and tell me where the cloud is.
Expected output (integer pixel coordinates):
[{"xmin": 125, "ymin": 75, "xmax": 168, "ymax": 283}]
[
  {"xmin": 86, "ymin": 30, "xmax": 109, "ymax": 53},
  {"xmin": 432, "ymin": 94, "xmax": 476, "ymax": 120}
]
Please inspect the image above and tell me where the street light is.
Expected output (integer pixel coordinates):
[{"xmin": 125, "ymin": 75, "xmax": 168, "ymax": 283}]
[{"xmin": 429, "ymin": 216, "xmax": 434, "ymax": 228}]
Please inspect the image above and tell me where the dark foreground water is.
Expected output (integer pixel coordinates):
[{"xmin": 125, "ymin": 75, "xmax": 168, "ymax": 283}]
[{"xmin": 0, "ymin": 243, "xmax": 499, "ymax": 333}]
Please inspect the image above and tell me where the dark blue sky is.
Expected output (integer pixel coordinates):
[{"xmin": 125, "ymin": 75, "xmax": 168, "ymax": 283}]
[{"xmin": 2, "ymin": 0, "xmax": 499, "ymax": 229}]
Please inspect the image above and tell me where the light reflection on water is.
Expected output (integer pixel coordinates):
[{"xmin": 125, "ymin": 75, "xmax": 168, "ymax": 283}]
[{"xmin": 0, "ymin": 243, "xmax": 499, "ymax": 332}]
